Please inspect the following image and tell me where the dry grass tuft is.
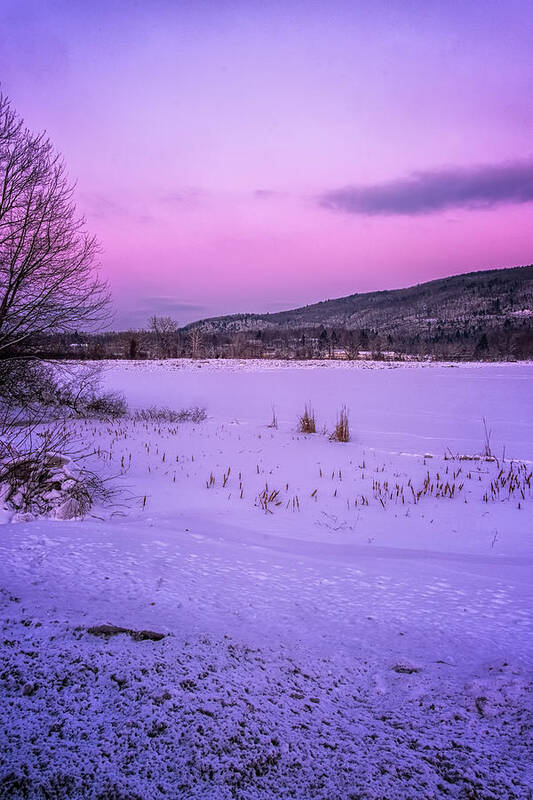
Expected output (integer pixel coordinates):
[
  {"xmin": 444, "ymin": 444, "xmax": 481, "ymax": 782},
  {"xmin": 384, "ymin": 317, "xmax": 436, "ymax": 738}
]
[
  {"xmin": 256, "ymin": 486, "xmax": 282, "ymax": 513},
  {"xmin": 330, "ymin": 405, "xmax": 350, "ymax": 442},
  {"xmin": 299, "ymin": 405, "xmax": 316, "ymax": 434},
  {"xmin": 482, "ymin": 416, "xmax": 493, "ymax": 458}
]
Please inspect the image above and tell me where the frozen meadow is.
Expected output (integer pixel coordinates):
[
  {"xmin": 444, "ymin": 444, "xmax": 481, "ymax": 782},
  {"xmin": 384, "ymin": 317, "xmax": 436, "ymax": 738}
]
[{"xmin": 1, "ymin": 359, "xmax": 532, "ymax": 799}]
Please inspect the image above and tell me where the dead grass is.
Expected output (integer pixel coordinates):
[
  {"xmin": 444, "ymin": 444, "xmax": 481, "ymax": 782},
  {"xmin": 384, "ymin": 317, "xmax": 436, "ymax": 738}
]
[
  {"xmin": 256, "ymin": 485, "xmax": 282, "ymax": 513},
  {"xmin": 482, "ymin": 416, "xmax": 493, "ymax": 458},
  {"xmin": 299, "ymin": 405, "xmax": 316, "ymax": 434},
  {"xmin": 330, "ymin": 405, "xmax": 350, "ymax": 442}
]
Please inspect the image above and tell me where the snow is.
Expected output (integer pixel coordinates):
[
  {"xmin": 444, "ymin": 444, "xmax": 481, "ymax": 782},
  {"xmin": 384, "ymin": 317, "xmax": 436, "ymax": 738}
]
[{"xmin": 1, "ymin": 359, "xmax": 532, "ymax": 798}]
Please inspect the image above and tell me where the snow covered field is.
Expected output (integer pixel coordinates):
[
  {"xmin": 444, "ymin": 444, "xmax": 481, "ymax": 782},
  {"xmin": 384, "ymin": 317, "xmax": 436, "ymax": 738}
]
[{"xmin": 1, "ymin": 359, "xmax": 532, "ymax": 799}]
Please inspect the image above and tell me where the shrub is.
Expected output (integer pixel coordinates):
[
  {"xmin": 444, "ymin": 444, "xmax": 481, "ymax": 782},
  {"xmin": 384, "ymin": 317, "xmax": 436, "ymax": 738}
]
[
  {"xmin": 133, "ymin": 406, "xmax": 207, "ymax": 424},
  {"xmin": 0, "ymin": 361, "xmax": 128, "ymax": 421},
  {"xmin": 330, "ymin": 405, "xmax": 350, "ymax": 442},
  {"xmin": 299, "ymin": 405, "xmax": 316, "ymax": 434},
  {"xmin": 0, "ymin": 427, "xmax": 112, "ymax": 520},
  {"xmin": 83, "ymin": 391, "xmax": 128, "ymax": 419}
]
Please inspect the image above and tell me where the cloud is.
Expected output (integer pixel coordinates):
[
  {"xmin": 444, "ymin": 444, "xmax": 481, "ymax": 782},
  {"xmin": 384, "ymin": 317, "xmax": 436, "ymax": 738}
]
[
  {"xmin": 79, "ymin": 193, "xmax": 154, "ymax": 224},
  {"xmin": 253, "ymin": 189, "xmax": 286, "ymax": 200},
  {"xmin": 319, "ymin": 160, "xmax": 533, "ymax": 216},
  {"xmin": 81, "ymin": 188, "xmax": 209, "ymax": 224},
  {"xmin": 113, "ymin": 297, "xmax": 209, "ymax": 330},
  {"xmin": 136, "ymin": 296, "xmax": 206, "ymax": 316},
  {"xmin": 160, "ymin": 189, "xmax": 205, "ymax": 207},
  {"xmin": 79, "ymin": 193, "xmax": 125, "ymax": 220}
]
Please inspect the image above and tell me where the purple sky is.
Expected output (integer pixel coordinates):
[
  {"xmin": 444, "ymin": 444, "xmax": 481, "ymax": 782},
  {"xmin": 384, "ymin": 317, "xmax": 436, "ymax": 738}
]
[{"xmin": 1, "ymin": 0, "xmax": 532, "ymax": 328}]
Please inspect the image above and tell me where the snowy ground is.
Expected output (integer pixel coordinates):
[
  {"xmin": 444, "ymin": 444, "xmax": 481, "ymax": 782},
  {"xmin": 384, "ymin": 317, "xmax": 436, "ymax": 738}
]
[{"xmin": 1, "ymin": 359, "xmax": 532, "ymax": 799}]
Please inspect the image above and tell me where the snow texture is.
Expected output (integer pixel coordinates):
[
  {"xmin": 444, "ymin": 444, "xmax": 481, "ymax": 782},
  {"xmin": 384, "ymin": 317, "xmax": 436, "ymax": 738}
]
[{"xmin": 1, "ymin": 359, "xmax": 532, "ymax": 799}]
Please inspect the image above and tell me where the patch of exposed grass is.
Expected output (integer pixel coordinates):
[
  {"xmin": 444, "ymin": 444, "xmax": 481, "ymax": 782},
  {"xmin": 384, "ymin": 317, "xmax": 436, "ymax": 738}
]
[
  {"xmin": 299, "ymin": 405, "xmax": 316, "ymax": 434},
  {"xmin": 330, "ymin": 405, "xmax": 350, "ymax": 443}
]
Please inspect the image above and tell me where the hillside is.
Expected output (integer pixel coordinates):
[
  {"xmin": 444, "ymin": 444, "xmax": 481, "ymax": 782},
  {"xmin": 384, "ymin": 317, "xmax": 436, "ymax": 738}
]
[
  {"xmin": 36, "ymin": 264, "xmax": 533, "ymax": 360},
  {"xmin": 186, "ymin": 264, "xmax": 533, "ymax": 336}
]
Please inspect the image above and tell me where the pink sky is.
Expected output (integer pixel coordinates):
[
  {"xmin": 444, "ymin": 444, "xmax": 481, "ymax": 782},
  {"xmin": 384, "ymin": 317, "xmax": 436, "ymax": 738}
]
[{"xmin": 1, "ymin": 0, "xmax": 532, "ymax": 327}]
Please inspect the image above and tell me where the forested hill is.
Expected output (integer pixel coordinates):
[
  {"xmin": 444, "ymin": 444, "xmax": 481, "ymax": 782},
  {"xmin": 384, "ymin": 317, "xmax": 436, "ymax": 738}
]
[
  {"xmin": 39, "ymin": 264, "xmax": 533, "ymax": 360},
  {"xmin": 186, "ymin": 264, "xmax": 533, "ymax": 338}
]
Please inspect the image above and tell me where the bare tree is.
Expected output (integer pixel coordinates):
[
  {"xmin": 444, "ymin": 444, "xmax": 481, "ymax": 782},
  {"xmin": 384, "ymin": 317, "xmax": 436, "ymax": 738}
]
[
  {"xmin": 0, "ymin": 92, "xmax": 110, "ymax": 357},
  {"xmin": 344, "ymin": 332, "xmax": 359, "ymax": 360},
  {"xmin": 187, "ymin": 326, "xmax": 203, "ymax": 358},
  {"xmin": 149, "ymin": 315, "xmax": 178, "ymax": 358},
  {"xmin": 0, "ymin": 93, "xmax": 118, "ymax": 519}
]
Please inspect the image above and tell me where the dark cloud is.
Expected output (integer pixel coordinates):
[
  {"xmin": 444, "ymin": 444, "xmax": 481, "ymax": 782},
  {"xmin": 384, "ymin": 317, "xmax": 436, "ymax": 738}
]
[{"xmin": 319, "ymin": 160, "xmax": 533, "ymax": 216}]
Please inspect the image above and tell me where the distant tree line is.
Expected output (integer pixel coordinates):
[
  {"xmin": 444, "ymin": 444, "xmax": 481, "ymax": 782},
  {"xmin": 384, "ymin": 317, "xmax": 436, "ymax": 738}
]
[{"xmin": 29, "ymin": 313, "xmax": 533, "ymax": 362}]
